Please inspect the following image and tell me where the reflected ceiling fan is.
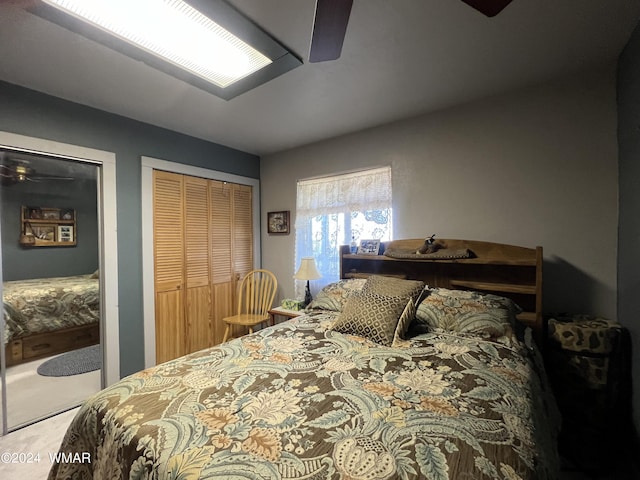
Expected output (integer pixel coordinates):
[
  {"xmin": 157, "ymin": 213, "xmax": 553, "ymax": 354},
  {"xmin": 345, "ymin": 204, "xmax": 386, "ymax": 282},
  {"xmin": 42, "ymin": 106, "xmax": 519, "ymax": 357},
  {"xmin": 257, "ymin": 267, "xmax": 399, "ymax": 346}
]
[
  {"xmin": 308, "ymin": 0, "xmax": 515, "ymax": 63},
  {"xmin": 0, "ymin": 154, "xmax": 75, "ymax": 186}
]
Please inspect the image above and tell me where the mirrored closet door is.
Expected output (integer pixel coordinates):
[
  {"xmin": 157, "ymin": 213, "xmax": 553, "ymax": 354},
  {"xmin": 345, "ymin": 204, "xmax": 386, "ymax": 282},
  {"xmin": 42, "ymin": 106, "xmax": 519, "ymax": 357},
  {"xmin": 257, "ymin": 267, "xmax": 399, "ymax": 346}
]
[{"xmin": 0, "ymin": 150, "xmax": 102, "ymax": 430}]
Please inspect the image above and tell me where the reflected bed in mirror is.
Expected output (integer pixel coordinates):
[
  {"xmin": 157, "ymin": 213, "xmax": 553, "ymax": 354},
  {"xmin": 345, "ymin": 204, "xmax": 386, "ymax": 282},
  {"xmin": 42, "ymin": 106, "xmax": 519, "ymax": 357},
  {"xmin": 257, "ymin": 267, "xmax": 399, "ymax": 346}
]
[{"xmin": 3, "ymin": 273, "xmax": 100, "ymax": 366}]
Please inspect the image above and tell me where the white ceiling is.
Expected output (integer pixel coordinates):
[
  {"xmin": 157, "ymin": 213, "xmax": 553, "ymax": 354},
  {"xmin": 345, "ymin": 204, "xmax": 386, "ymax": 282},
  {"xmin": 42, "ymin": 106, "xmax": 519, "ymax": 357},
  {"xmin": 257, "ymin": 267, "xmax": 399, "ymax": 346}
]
[{"xmin": 0, "ymin": 0, "xmax": 639, "ymax": 156}]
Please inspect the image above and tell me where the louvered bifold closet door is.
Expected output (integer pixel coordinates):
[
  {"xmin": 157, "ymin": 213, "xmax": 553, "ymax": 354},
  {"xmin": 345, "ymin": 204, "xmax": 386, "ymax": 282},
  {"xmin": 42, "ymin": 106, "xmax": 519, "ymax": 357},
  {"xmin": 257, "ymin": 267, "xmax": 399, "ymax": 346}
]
[
  {"xmin": 232, "ymin": 184, "xmax": 254, "ymax": 283},
  {"xmin": 230, "ymin": 184, "xmax": 254, "ymax": 338},
  {"xmin": 184, "ymin": 176, "xmax": 213, "ymax": 353},
  {"xmin": 153, "ymin": 170, "xmax": 186, "ymax": 363},
  {"xmin": 209, "ymin": 180, "xmax": 234, "ymax": 344}
]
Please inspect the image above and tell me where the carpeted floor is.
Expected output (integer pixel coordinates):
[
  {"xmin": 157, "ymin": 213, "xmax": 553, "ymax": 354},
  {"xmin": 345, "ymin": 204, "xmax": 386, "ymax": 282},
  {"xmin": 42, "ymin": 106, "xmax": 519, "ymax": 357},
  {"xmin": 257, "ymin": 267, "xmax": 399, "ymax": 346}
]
[
  {"xmin": 4, "ymin": 354, "xmax": 101, "ymax": 429},
  {"xmin": 0, "ymin": 407, "xmax": 78, "ymax": 480}
]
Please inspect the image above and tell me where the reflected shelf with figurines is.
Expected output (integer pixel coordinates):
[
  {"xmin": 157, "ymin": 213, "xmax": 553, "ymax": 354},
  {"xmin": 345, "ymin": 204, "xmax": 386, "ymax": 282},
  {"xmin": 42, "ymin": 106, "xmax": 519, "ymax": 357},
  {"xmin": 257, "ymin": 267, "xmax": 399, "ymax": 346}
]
[{"xmin": 20, "ymin": 206, "xmax": 76, "ymax": 247}]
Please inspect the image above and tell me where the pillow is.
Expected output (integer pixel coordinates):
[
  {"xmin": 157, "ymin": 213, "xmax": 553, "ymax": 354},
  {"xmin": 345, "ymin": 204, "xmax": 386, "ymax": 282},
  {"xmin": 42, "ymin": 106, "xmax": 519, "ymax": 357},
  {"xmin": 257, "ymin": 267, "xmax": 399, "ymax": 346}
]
[
  {"xmin": 361, "ymin": 275, "xmax": 425, "ymax": 299},
  {"xmin": 330, "ymin": 276, "xmax": 425, "ymax": 346},
  {"xmin": 306, "ymin": 278, "xmax": 367, "ymax": 312},
  {"xmin": 415, "ymin": 287, "xmax": 521, "ymax": 338},
  {"xmin": 392, "ymin": 297, "xmax": 416, "ymax": 347},
  {"xmin": 331, "ymin": 289, "xmax": 410, "ymax": 346}
]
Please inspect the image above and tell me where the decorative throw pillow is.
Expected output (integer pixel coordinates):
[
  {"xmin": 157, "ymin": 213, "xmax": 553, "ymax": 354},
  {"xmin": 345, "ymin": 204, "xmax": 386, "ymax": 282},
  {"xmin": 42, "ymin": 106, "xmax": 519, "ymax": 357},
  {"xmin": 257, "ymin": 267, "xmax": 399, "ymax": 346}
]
[
  {"xmin": 415, "ymin": 287, "xmax": 521, "ymax": 338},
  {"xmin": 331, "ymin": 289, "xmax": 410, "ymax": 346},
  {"xmin": 306, "ymin": 278, "xmax": 367, "ymax": 312},
  {"xmin": 361, "ymin": 275, "xmax": 425, "ymax": 299},
  {"xmin": 392, "ymin": 297, "xmax": 416, "ymax": 347}
]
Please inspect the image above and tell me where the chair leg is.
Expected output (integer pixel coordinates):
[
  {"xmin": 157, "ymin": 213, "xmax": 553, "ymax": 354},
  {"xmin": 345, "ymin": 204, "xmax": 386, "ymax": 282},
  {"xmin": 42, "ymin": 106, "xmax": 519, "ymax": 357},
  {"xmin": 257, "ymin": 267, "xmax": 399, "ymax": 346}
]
[
  {"xmin": 248, "ymin": 326, "xmax": 254, "ymax": 335},
  {"xmin": 222, "ymin": 324, "xmax": 231, "ymax": 343}
]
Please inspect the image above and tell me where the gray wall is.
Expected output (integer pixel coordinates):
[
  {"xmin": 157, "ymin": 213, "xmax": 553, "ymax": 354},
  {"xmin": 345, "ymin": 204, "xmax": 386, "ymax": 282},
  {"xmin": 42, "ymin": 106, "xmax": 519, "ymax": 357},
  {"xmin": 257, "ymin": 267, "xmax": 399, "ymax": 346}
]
[
  {"xmin": 0, "ymin": 80, "xmax": 260, "ymax": 377},
  {"xmin": 261, "ymin": 65, "xmax": 619, "ymax": 323},
  {"xmin": 1, "ymin": 173, "xmax": 99, "ymax": 281},
  {"xmin": 617, "ymin": 21, "xmax": 640, "ymax": 434}
]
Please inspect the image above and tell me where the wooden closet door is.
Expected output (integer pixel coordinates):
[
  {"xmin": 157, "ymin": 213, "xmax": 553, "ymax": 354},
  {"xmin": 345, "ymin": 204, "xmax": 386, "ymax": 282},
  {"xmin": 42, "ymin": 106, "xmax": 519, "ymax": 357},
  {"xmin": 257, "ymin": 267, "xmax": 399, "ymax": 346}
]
[
  {"xmin": 232, "ymin": 184, "xmax": 254, "ymax": 283},
  {"xmin": 209, "ymin": 180, "xmax": 234, "ymax": 344},
  {"xmin": 153, "ymin": 170, "xmax": 185, "ymax": 363},
  {"xmin": 154, "ymin": 174, "xmax": 254, "ymax": 352},
  {"xmin": 229, "ymin": 184, "xmax": 254, "ymax": 339},
  {"xmin": 184, "ymin": 176, "xmax": 212, "ymax": 352}
]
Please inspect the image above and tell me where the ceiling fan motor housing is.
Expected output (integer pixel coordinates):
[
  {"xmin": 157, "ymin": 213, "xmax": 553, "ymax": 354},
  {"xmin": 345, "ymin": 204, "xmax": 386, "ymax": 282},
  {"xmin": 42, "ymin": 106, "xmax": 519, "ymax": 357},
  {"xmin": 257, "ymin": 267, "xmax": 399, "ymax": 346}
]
[{"xmin": 14, "ymin": 164, "xmax": 32, "ymax": 182}]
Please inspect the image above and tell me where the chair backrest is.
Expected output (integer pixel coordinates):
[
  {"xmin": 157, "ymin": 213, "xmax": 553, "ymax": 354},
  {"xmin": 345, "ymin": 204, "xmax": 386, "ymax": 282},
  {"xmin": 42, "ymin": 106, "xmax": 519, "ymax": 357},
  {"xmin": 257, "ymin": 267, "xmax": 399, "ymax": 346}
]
[{"xmin": 237, "ymin": 269, "xmax": 278, "ymax": 316}]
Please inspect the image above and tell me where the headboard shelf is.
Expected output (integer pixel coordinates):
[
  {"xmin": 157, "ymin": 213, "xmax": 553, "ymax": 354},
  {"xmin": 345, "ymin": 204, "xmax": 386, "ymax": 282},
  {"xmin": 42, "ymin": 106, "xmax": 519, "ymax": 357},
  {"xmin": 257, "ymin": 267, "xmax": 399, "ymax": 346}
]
[
  {"xmin": 449, "ymin": 280, "xmax": 536, "ymax": 295},
  {"xmin": 340, "ymin": 238, "xmax": 544, "ymax": 345},
  {"xmin": 342, "ymin": 253, "xmax": 536, "ymax": 266}
]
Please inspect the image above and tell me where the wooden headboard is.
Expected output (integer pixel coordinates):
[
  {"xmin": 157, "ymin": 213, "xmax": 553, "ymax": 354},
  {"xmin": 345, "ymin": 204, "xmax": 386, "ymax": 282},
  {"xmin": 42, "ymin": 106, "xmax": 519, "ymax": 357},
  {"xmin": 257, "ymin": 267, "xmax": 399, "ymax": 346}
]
[{"xmin": 340, "ymin": 239, "xmax": 543, "ymax": 345}]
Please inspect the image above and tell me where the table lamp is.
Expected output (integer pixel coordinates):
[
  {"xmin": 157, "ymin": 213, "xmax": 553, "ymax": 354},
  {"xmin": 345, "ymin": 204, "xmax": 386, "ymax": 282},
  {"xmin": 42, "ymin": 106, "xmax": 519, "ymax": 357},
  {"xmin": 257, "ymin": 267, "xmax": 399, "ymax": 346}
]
[{"xmin": 294, "ymin": 257, "xmax": 322, "ymax": 307}]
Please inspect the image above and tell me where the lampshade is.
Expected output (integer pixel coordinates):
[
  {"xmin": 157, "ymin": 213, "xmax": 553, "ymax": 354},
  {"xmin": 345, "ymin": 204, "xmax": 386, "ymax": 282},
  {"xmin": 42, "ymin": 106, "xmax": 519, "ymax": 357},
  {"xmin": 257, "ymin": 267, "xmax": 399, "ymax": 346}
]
[{"xmin": 294, "ymin": 257, "xmax": 321, "ymax": 281}]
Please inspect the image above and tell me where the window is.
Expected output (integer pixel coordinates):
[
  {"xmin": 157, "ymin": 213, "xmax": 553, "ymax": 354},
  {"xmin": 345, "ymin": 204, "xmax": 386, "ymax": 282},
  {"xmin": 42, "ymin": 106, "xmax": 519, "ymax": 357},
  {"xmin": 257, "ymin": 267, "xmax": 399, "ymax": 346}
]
[{"xmin": 294, "ymin": 167, "xmax": 392, "ymax": 297}]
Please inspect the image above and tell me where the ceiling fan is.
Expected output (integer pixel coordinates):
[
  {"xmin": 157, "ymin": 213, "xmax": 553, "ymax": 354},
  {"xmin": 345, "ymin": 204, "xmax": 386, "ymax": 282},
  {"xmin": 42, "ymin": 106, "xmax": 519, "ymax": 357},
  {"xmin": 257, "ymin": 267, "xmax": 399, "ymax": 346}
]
[
  {"xmin": 308, "ymin": 0, "xmax": 515, "ymax": 63},
  {"xmin": 0, "ymin": 155, "xmax": 75, "ymax": 186}
]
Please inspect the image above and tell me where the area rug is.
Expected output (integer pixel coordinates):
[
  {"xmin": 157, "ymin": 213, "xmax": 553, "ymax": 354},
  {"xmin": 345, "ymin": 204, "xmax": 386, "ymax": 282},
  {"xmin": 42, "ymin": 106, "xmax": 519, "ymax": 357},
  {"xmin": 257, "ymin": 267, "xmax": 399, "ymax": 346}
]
[{"xmin": 37, "ymin": 345, "xmax": 101, "ymax": 377}]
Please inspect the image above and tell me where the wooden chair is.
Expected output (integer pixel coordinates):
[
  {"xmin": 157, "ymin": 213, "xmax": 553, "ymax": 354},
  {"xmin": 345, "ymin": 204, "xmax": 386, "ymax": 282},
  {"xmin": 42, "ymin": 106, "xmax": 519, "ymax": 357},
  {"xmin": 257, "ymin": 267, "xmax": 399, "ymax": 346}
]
[{"xmin": 222, "ymin": 269, "xmax": 278, "ymax": 342}]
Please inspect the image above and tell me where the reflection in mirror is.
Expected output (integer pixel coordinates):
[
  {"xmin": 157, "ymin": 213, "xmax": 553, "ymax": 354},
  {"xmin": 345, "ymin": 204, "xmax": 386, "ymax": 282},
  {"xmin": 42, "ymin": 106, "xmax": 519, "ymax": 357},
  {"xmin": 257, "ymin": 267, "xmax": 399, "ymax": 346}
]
[{"xmin": 0, "ymin": 150, "xmax": 102, "ymax": 430}]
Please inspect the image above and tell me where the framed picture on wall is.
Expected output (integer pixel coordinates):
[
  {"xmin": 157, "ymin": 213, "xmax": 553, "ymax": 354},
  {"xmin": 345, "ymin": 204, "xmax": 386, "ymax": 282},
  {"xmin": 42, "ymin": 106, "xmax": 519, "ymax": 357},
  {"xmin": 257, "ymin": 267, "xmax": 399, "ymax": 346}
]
[
  {"xmin": 57, "ymin": 225, "xmax": 74, "ymax": 242},
  {"xmin": 41, "ymin": 208, "xmax": 60, "ymax": 220},
  {"xmin": 267, "ymin": 211, "xmax": 290, "ymax": 234}
]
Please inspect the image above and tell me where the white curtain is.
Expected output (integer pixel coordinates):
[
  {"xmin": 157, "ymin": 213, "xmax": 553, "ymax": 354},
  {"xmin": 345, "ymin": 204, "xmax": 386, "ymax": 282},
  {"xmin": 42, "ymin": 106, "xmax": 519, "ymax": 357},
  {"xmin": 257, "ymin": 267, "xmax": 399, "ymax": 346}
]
[{"xmin": 294, "ymin": 166, "xmax": 392, "ymax": 298}]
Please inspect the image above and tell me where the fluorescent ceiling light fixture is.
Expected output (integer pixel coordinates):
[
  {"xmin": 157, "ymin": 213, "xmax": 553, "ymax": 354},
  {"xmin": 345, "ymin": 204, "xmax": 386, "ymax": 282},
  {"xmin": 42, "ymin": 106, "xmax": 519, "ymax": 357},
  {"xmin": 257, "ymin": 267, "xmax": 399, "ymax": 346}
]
[{"xmin": 42, "ymin": 0, "xmax": 273, "ymax": 88}]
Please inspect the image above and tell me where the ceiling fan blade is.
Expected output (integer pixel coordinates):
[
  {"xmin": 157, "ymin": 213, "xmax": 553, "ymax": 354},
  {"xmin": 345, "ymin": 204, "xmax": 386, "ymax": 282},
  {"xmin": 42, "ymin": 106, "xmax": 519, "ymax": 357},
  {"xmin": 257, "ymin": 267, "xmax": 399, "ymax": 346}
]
[
  {"xmin": 28, "ymin": 176, "xmax": 75, "ymax": 181},
  {"xmin": 460, "ymin": 0, "xmax": 514, "ymax": 17},
  {"xmin": 309, "ymin": 0, "xmax": 353, "ymax": 63},
  {"xmin": 0, "ymin": 165, "xmax": 74, "ymax": 183}
]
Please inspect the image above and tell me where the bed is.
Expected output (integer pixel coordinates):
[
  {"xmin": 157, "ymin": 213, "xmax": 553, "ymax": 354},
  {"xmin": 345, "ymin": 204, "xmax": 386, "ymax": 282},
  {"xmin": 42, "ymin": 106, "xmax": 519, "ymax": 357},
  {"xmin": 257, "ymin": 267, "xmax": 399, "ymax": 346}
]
[
  {"xmin": 3, "ymin": 273, "xmax": 100, "ymax": 366},
  {"xmin": 49, "ymin": 240, "xmax": 559, "ymax": 480}
]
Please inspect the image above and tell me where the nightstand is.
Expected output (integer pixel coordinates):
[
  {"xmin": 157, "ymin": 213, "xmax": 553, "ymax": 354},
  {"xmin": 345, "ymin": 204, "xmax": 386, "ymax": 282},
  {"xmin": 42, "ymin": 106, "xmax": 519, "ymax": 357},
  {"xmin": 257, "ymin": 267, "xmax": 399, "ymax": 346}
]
[
  {"xmin": 268, "ymin": 306, "xmax": 303, "ymax": 325},
  {"xmin": 546, "ymin": 314, "xmax": 631, "ymax": 474}
]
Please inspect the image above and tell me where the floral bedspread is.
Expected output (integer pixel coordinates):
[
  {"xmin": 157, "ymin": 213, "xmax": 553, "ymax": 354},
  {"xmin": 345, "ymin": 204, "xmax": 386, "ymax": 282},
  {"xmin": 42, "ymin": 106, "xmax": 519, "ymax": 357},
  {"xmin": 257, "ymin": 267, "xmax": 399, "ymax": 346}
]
[
  {"xmin": 3, "ymin": 274, "xmax": 99, "ymax": 343},
  {"xmin": 49, "ymin": 312, "xmax": 559, "ymax": 480}
]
